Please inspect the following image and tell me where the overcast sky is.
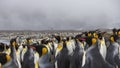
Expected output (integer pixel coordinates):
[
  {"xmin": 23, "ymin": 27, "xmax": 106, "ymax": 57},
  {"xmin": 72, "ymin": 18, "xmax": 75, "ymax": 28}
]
[{"xmin": 0, "ymin": 0, "xmax": 120, "ymax": 30}]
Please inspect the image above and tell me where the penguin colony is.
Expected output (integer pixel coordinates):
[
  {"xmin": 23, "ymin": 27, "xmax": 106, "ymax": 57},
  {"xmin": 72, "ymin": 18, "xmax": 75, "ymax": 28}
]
[{"xmin": 0, "ymin": 29, "xmax": 120, "ymax": 68}]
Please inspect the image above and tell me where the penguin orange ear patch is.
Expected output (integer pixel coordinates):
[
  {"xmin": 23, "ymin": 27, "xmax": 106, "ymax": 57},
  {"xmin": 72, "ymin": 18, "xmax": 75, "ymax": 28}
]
[
  {"xmin": 42, "ymin": 47, "xmax": 47, "ymax": 55},
  {"xmin": 93, "ymin": 33, "xmax": 98, "ymax": 39},
  {"xmin": 110, "ymin": 36, "xmax": 114, "ymax": 42},
  {"xmin": 12, "ymin": 41, "xmax": 16, "ymax": 46},
  {"xmin": 28, "ymin": 40, "xmax": 32, "ymax": 43},
  {"xmin": 88, "ymin": 33, "xmax": 91, "ymax": 37}
]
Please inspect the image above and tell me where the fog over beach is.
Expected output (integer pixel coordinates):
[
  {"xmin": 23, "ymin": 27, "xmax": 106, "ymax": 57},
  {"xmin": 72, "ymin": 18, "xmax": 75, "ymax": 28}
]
[{"xmin": 0, "ymin": 0, "xmax": 120, "ymax": 30}]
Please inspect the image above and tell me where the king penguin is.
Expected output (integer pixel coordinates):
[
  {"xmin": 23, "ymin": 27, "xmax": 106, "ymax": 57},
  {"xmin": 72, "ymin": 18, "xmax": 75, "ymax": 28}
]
[
  {"xmin": 3, "ymin": 38, "xmax": 21, "ymax": 68},
  {"xmin": 0, "ymin": 53, "xmax": 10, "ymax": 65},
  {"xmin": 70, "ymin": 38, "xmax": 84, "ymax": 68},
  {"xmin": 56, "ymin": 39, "xmax": 70, "ymax": 68},
  {"xmin": 82, "ymin": 37, "xmax": 115, "ymax": 68},
  {"xmin": 22, "ymin": 37, "xmax": 37, "ymax": 68},
  {"xmin": 106, "ymin": 35, "xmax": 120, "ymax": 68},
  {"xmin": 38, "ymin": 44, "xmax": 54, "ymax": 68}
]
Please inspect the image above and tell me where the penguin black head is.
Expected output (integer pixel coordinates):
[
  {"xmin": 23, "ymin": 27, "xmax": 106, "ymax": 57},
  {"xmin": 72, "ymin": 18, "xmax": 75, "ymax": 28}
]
[
  {"xmin": 61, "ymin": 37, "xmax": 67, "ymax": 48},
  {"xmin": 10, "ymin": 38, "xmax": 17, "ymax": 46},
  {"xmin": 71, "ymin": 36, "xmax": 75, "ymax": 40},
  {"xmin": 66, "ymin": 37, "xmax": 70, "ymax": 41},
  {"xmin": 98, "ymin": 33, "xmax": 103, "ymax": 40},
  {"xmin": 0, "ymin": 43, "xmax": 5, "ymax": 52},
  {"xmin": 87, "ymin": 31, "xmax": 92, "ymax": 37},
  {"xmin": 55, "ymin": 36, "xmax": 61, "ymax": 43},
  {"xmin": 93, "ymin": 32, "xmax": 98, "ymax": 39},
  {"xmin": 0, "ymin": 53, "xmax": 11, "ymax": 65},
  {"xmin": 109, "ymin": 35, "xmax": 115, "ymax": 42},
  {"xmin": 41, "ymin": 39, "xmax": 48, "ymax": 44},
  {"xmin": 10, "ymin": 38, "xmax": 18, "ymax": 50},
  {"xmin": 84, "ymin": 32, "xmax": 88, "ymax": 36},
  {"xmin": 26, "ymin": 37, "xmax": 32, "ymax": 44},
  {"xmin": 112, "ymin": 28, "xmax": 117, "ymax": 35}
]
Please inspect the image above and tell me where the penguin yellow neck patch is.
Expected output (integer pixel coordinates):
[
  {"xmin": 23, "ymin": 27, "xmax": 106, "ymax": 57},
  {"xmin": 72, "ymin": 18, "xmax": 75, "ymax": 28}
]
[
  {"xmin": 118, "ymin": 31, "xmax": 120, "ymax": 35},
  {"xmin": 6, "ymin": 54, "xmax": 11, "ymax": 62},
  {"xmin": 57, "ymin": 44, "xmax": 62, "ymax": 49},
  {"xmin": 92, "ymin": 38, "xmax": 97, "ymax": 45},
  {"xmin": 42, "ymin": 47, "xmax": 47, "ymax": 55}
]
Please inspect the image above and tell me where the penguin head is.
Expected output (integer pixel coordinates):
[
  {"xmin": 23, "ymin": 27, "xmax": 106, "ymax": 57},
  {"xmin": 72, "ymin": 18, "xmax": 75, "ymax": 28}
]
[
  {"xmin": 98, "ymin": 33, "xmax": 103, "ymax": 40},
  {"xmin": 62, "ymin": 38, "xmax": 67, "ymax": 48},
  {"xmin": 93, "ymin": 32, "xmax": 98, "ymax": 39},
  {"xmin": 55, "ymin": 36, "xmax": 62, "ymax": 43},
  {"xmin": 10, "ymin": 38, "xmax": 17, "ymax": 47},
  {"xmin": 41, "ymin": 39, "xmax": 48, "ymax": 45},
  {"xmin": 26, "ymin": 37, "xmax": 33, "ymax": 44},
  {"xmin": 0, "ymin": 53, "xmax": 11, "ymax": 65},
  {"xmin": 66, "ymin": 37, "xmax": 70, "ymax": 42},
  {"xmin": 87, "ymin": 32, "xmax": 92, "ymax": 37},
  {"xmin": 112, "ymin": 28, "xmax": 117, "ymax": 35}
]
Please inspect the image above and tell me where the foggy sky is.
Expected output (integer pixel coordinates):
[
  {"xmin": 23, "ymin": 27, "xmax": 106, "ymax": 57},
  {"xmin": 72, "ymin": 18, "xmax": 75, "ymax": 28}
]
[{"xmin": 0, "ymin": 0, "xmax": 120, "ymax": 30}]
